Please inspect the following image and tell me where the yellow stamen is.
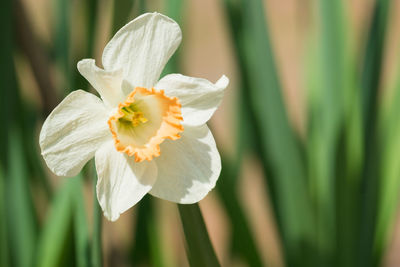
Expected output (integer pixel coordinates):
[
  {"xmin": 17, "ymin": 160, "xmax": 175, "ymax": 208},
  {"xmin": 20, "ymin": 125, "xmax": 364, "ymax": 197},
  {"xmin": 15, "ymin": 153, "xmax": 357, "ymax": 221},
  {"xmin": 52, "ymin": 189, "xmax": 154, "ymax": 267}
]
[{"xmin": 119, "ymin": 105, "xmax": 148, "ymax": 127}]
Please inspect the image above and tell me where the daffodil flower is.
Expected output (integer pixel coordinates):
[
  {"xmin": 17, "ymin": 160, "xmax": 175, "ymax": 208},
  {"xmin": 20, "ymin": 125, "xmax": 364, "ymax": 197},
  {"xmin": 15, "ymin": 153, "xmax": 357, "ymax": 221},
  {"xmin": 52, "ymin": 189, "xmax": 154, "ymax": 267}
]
[{"xmin": 39, "ymin": 12, "xmax": 229, "ymax": 221}]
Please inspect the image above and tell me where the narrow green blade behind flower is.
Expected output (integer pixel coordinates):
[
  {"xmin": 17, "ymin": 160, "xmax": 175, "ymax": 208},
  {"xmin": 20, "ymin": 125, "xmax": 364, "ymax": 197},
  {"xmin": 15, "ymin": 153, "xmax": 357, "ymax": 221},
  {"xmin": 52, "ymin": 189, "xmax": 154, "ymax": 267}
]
[
  {"xmin": 131, "ymin": 196, "xmax": 167, "ymax": 267},
  {"xmin": 55, "ymin": 0, "xmax": 71, "ymax": 91},
  {"xmin": 307, "ymin": 0, "xmax": 354, "ymax": 265},
  {"xmin": 131, "ymin": 196, "xmax": 153, "ymax": 265},
  {"xmin": 86, "ymin": 0, "xmax": 99, "ymax": 57},
  {"xmin": 91, "ymin": 163, "xmax": 103, "ymax": 267},
  {"xmin": 360, "ymin": 0, "xmax": 391, "ymax": 125},
  {"xmin": 0, "ymin": 0, "xmax": 12, "ymax": 165},
  {"xmin": 0, "ymin": 167, "xmax": 9, "ymax": 267},
  {"xmin": 6, "ymin": 128, "xmax": 37, "ymax": 267},
  {"xmin": 74, "ymin": 176, "xmax": 91, "ymax": 267},
  {"xmin": 36, "ymin": 179, "xmax": 78, "ymax": 267},
  {"xmin": 5, "ymin": 16, "xmax": 39, "ymax": 260},
  {"xmin": 112, "ymin": 0, "xmax": 135, "ymax": 35},
  {"xmin": 162, "ymin": 0, "xmax": 184, "ymax": 76},
  {"xmin": 0, "ymin": 0, "xmax": 13, "ymax": 264},
  {"xmin": 178, "ymin": 204, "xmax": 220, "ymax": 267},
  {"xmin": 374, "ymin": 56, "xmax": 400, "ymax": 264},
  {"xmin": 358, "ymin": 0, "xmax": 391, "ymax": 265}
]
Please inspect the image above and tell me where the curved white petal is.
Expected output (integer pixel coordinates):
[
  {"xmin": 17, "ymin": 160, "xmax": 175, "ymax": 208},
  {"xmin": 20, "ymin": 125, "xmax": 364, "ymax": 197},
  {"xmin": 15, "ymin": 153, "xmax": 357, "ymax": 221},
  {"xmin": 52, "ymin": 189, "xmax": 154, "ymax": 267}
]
[
  {"xmin": 95, "ymin": 141, "xmax": 157, "ymax": 221},
  {"xmin": 149, "ymin": 124, "xmax": 221, "ymax": 203},
  {"xmin": 77, "ymin": 59, "xmax": 125, "ymax": 107},
  {"xmin": 102, "ymin": 12, "xmax": 182, "ymax": 89},
  {"xmin": 39, "ymin": 90, "xmax": 110, "ymax": 177},
  {"xmin": 155, "ymin": 74, "xmax": 229, "ymax": 126}
]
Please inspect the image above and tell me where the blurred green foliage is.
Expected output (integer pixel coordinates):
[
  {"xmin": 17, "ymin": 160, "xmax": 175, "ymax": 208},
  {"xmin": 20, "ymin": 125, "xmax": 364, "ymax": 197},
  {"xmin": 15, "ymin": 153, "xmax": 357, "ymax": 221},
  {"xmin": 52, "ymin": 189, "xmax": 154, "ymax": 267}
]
[{"xmin": 2, "ymin": 0, "xmax": 400, "ymax": 266}]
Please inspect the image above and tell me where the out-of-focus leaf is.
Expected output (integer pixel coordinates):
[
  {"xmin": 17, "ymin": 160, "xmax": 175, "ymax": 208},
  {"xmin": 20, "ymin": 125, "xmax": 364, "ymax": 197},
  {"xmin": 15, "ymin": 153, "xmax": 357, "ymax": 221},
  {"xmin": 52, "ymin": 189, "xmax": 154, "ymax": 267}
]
[
  {"xmin": 147, "ymin": 204, "xmax": 167, "ymax": 267},
  {"xmin": 0, "ymin": 0, "xmax": 13, "ymax": 167},
  {"xmin": 335, "ymin": 97, "xmax": 363, "ymax": 267},
  {"xmin": 4, "ymin": 1, "xmax": 39, "ymax": 266},
  {"xmin": 178, "ymin": 204, "xmax": 220, "ymax": 267},
  {"xmin": 36, "ymin": 179, "xmax": 78, "ymax": 267},
  {"xmin": 131, "ymin": 196, "xmax": 152, "ymax": 265},
  {"xmin": 0, "ymin": 167, "xmax": 9, "ymax": 267},
  {"xmin": 91, "ymin": 169, "xmax": 102, "ymax": 267},
  {"xmin": 217, "ymin": 158, "xmax": 264, "ymax": 267},
  {"xmin": 112, "ymin": 0, "xmax": 134, "ymax": 34},
  {"xmin": 165, "ymin": 0, "xmax": 183, "ymax": 21},
  {"xmin": 55, "ymin": 0, "xmax": 71, "ymax": 91},
  {"xmin": 14, "ymin": 0, "xmax": 56, "ymax": 201},
  {"xmin": 0, "ymin": 1, "xmax": 13, "ymax": 264},
  {"xmin": 307, "ymin": 0, "xmax": 353, "ymax": 264},
  {"xmin": 358, "ymin": 0, "xmax": 391, "ymax": 265},
  {"xmin": 131, "ymin": 196, "xmax": 166, "ymax": 267},
  {"xmin": 73, "ymin": 0, "xmax": 101, "ymax": 92},
  {"xmin": 162, "ymin": 0, "xmax": 184, "ymax": 76},
  {"xmin": 24, "ymin": 103, "xmax": 53, "ymax": 199},
  {"xmin": 6, "ymin": 128, "xmax": 37, "ymax": 267},
  {"xmin": 374, "ymin": 62, "xmax": 400, "ymax": 262},
  {"xmin": 360, "ymin": 0, "xmax": 391, "ymax": 125},
  {"xmin": 138, "ymin": 0, "xmax": 146, "ymax": 13},
  {"xmin": 15, "ymin": 0, "xmax": 58, "ymax": 116},
  {"xmin": 74, "ymin": 176, "xmax": 91, "ymax": 267},
  {"xmin": 86, "ymin": 0, "xmax": 99, "ymax": 56},
  {"xmin": 224, "ymin": 0, "xmax": 313, "ymax": 264}
]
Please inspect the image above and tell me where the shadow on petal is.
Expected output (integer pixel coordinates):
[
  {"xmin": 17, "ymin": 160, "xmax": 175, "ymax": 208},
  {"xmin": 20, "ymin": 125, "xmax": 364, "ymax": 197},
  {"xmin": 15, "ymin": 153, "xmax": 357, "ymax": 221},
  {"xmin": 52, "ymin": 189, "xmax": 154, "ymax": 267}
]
[{"xmin": 149, "ymin": 124, "xmax": 220, "ymax": 203}]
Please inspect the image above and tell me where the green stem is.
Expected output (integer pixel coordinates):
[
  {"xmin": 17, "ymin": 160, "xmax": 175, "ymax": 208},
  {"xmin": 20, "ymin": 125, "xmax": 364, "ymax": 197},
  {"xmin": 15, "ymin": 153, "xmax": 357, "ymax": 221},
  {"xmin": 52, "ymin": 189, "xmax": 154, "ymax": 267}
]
[
  {"xmin": 91, "ymin": 173, "xmax": 102, "ymax": 267},
  {"xmin": 178, "ymin": 204, "xmax": 220, "ymax": 267}
]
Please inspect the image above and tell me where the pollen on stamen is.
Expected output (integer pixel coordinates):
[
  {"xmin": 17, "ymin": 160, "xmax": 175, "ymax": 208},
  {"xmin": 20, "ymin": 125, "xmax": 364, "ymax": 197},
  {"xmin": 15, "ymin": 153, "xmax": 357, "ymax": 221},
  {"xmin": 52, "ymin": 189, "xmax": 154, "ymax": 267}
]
[{"xmin": 108, "ymin": 87, "xmax": 184, "ymax": 162}]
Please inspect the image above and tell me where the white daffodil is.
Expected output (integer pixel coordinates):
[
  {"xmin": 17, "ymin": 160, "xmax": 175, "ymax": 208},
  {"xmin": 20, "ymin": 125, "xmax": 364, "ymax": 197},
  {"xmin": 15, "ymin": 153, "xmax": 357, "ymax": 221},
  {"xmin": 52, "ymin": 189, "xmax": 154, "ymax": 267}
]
[{"xmin": 39, "ymin": 12, "xmax": 229, "ymax": 221}]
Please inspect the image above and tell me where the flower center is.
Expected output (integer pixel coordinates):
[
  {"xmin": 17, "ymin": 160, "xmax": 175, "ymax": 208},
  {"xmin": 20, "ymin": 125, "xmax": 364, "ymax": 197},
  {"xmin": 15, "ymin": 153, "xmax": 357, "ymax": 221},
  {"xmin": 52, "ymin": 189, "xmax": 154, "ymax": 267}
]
[
  {"xmin": 108, "ymin": 87, "xmax": 184, "ymax": 162},
  {"xmin": 119, "ymin": 105, "xmax": 148, "ymax": 127}
]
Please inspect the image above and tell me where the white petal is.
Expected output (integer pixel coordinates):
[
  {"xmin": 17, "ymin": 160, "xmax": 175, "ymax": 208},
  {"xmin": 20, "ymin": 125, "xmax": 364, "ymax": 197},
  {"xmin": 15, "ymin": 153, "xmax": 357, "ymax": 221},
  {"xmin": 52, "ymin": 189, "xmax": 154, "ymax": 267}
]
[
  {"xmin": 77, "ymin": 59, "xmax": 125, "ymax": 107},
  {"xmin": 149, "ymin": 124, "xmax": 221, "ymax": 203},
  {"xmin": 102, "ymin": 12, "xmax": 182, "ymax": 89},
  {"xmin": 39, "ymin": 90, "xmax": 110, "ymax": 177},
  {"xmin": 155, "ymin": 74, "xmax": 229, "ymax": 126},
  {"xmin": 95, "ymin": 141, "xmax": 157, "ymax": 221}
]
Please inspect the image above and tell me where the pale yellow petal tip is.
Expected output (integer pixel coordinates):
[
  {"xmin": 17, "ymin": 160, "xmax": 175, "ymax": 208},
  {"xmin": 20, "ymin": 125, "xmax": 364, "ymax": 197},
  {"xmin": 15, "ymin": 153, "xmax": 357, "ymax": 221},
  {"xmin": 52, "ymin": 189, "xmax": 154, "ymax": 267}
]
[
  {"xmin": 108, "ymin": 87, "xmax": 184, "ymax": 162},
  {"xmin": 105, "ymin": 212, "xmax": 120, "ymax": 222},
  {"xmin": 216, "ymin": 75, "xmax": 229, "ymax": 89}
]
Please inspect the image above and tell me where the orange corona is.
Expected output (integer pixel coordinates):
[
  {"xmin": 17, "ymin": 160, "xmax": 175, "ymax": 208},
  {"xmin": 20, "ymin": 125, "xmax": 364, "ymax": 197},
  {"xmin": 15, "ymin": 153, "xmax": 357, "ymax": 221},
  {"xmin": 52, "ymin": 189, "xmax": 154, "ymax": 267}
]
[{"xmin": 108, "ymin": 87, "xmax": 184, "ymax": 162}]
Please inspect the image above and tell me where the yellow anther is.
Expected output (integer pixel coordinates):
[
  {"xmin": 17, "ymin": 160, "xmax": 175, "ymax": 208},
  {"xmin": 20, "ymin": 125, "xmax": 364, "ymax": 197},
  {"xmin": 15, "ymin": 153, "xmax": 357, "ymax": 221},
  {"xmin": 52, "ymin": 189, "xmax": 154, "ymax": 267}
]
[{"xmin": 118, "ymin": 105, "xmax": 148, "ymax": 127}]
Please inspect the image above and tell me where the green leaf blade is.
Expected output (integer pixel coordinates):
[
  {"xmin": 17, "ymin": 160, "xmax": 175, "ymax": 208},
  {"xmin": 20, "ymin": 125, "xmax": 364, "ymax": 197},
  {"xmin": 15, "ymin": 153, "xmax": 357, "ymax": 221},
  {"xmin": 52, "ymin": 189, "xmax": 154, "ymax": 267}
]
[{"xmin": 178, "ymin": 204, "xmax": 220, "ymax": 267}]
